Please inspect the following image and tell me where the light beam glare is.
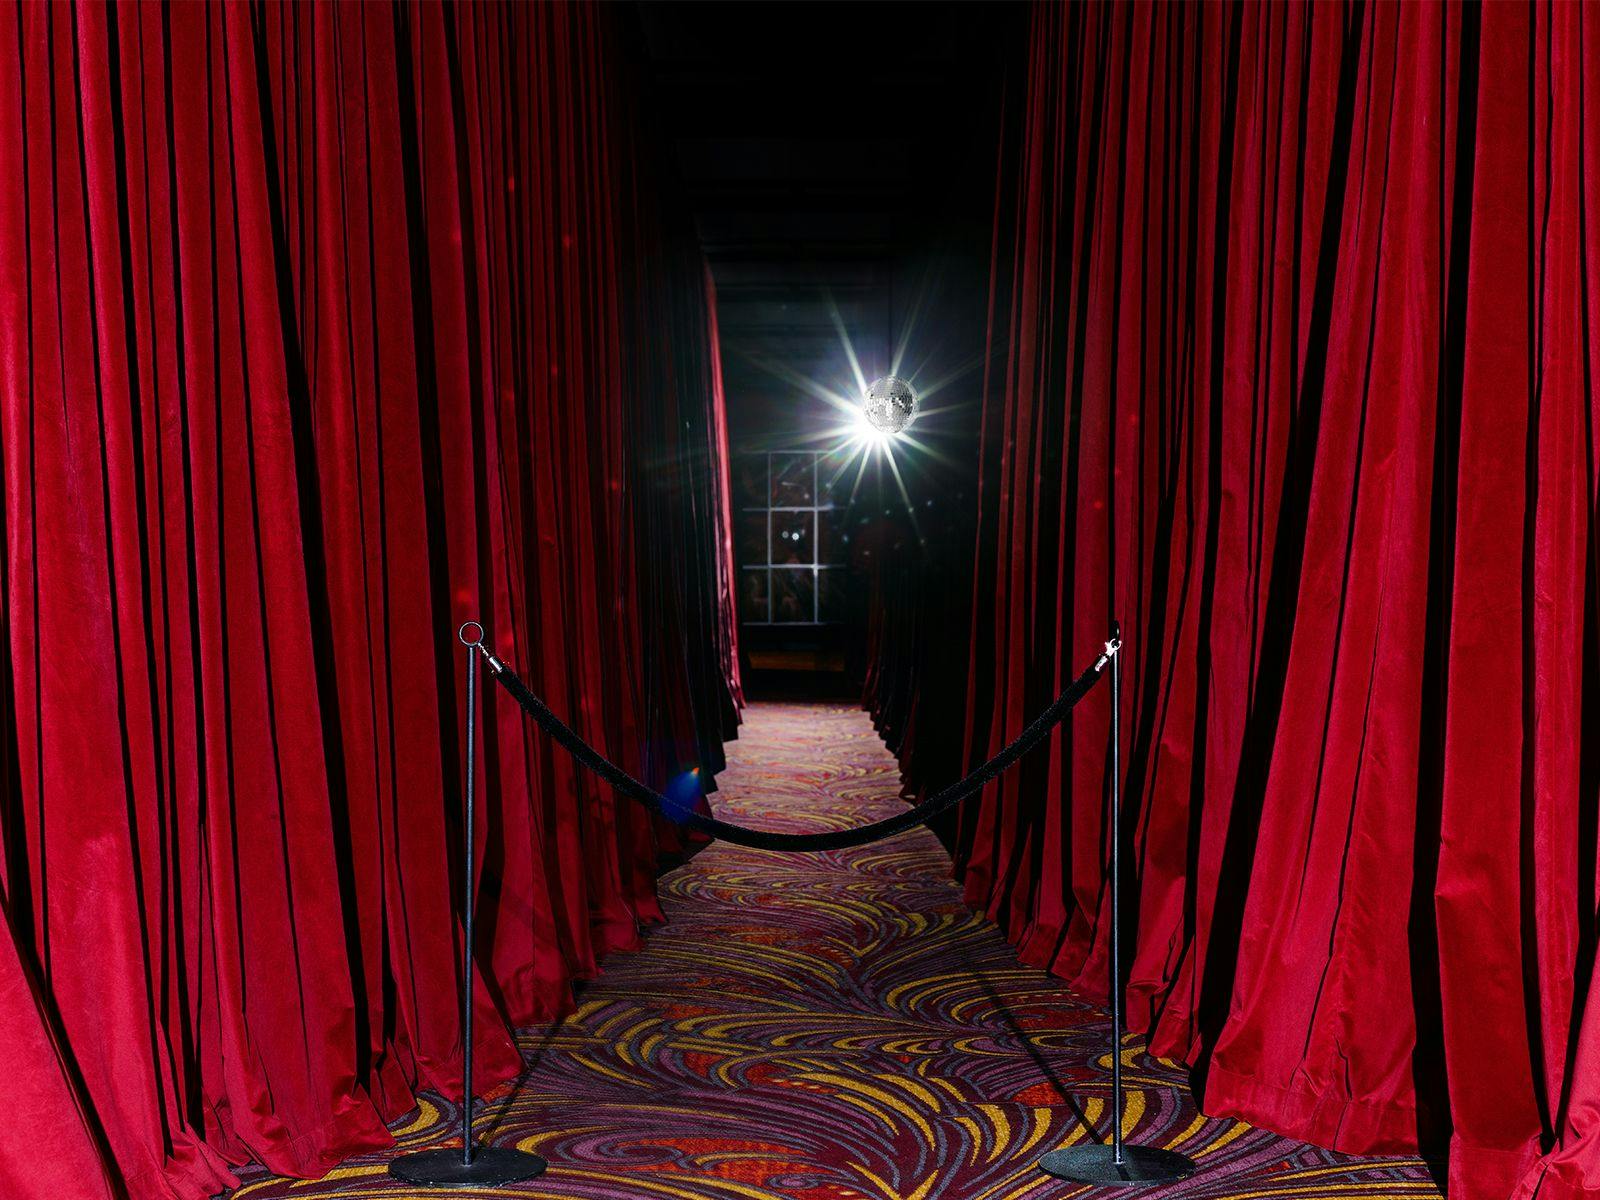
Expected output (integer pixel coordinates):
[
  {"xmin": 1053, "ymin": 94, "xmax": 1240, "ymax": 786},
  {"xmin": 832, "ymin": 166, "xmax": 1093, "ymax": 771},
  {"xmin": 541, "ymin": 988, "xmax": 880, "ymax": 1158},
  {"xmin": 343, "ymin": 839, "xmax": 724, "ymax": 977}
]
[
  {"xmin": 823, "ymin": 439, "xmax": 866, "ymax": 494},
  {"xmin": 906, "ymin": 351, "xmax": 984, "ymax": 404},
  {"xmin": 881, "ymin": 443, "xmax": 923, "ymax": 544},
  {"xmin": 778, "ymin": 423, "xmax": 867, "ymax": 450},
  {"xmin": 890, "ymin": 280, "xmax": 932, "ymax": 379},
  {"xmin": 736, "ymin": 350, "xmax": 861, "ymax": 419},
  {"xmin": 890, "ymin": 262, "xmax": 947, "ymax": 379},
  {"xmin": 826, "ymin": 294, "xmax": 871, "ymax": 397},
  {"xmin": 732, "ymin": 302, "xmax": 961, "ymax": 544},
  {"xmin": 847, "ymin": 441, "xmax": 874, "ymax": 507},
  {"xmin": 893, "ymin": 432, "xmax": 958, "ymax": 468},
  {"xmin": 851, "ymin": 405, "xmax": 896, "ymax": 446}
]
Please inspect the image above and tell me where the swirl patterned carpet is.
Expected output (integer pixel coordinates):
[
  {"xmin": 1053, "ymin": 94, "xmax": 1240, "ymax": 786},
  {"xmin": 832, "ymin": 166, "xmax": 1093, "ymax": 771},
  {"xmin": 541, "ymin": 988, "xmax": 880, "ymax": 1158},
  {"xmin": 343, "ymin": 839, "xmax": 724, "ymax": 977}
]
[{"xmin": 228, "ymin": 702, "xmax": 1441, "ymax": 1200}]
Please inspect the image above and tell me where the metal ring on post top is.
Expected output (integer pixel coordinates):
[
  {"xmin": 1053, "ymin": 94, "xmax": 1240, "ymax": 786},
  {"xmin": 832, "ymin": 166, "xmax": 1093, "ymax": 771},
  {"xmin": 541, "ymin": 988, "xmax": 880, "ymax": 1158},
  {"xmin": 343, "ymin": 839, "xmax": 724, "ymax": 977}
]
[{"xmin": 457, "ymin": 620, "xmax": 505, "ymax": 675}]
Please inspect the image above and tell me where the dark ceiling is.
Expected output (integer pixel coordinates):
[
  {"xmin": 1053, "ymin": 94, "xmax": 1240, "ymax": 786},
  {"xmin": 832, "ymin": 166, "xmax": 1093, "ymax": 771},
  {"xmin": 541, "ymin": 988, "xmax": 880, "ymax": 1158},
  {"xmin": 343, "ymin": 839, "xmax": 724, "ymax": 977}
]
[{"xmin": 634, "ymin": 2, "xmax": 1017, "ymax": 451}]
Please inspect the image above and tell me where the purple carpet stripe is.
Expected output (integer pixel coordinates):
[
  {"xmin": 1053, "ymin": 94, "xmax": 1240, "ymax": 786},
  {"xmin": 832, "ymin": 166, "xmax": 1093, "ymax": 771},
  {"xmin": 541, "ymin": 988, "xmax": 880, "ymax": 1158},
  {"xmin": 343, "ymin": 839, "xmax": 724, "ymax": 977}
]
[{"xmin": 227, "ymin": 702, "xmax": 1441, "ymax": 1200}]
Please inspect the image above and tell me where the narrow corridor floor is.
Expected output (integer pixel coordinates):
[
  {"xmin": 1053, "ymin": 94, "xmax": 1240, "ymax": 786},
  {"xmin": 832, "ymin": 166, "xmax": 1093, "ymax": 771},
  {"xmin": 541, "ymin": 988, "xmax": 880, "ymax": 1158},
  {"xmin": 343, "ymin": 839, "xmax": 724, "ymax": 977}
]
[{"xmin": 229, "ymin": 702, "xmax": 1439, "ymax": 1200}]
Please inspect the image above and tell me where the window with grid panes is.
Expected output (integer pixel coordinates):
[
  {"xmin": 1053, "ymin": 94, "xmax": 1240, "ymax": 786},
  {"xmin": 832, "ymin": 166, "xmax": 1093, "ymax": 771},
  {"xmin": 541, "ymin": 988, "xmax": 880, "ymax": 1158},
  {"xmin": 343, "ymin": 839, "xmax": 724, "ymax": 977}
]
[{"xmin": 734, "ymin": 451, "xmax": 847, "ymax": 625}]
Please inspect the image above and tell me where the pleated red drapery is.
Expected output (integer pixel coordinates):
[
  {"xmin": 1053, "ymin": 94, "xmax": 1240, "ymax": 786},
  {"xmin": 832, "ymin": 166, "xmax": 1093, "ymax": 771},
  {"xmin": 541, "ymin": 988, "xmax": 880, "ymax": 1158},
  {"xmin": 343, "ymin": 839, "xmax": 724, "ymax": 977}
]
[
  {"xmin": 0, "ymin": 3, "xmax": 740, "ymax": 1199},
  {"xmin": 871, "ymin": 5, "xmax": 1600, "ymax": 1199}
]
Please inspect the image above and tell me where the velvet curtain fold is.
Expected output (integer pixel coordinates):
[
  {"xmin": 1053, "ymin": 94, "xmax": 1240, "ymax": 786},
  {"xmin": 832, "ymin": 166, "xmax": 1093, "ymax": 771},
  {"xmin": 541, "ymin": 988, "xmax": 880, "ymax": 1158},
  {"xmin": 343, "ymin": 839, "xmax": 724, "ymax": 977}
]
[
  {"xmin": 0, "ymin": 3, "xmax": 739, "ymax": 1198},
  {"xmin": 871, "ymin": 4, "xmax": 1600, "ymax": 1199}
]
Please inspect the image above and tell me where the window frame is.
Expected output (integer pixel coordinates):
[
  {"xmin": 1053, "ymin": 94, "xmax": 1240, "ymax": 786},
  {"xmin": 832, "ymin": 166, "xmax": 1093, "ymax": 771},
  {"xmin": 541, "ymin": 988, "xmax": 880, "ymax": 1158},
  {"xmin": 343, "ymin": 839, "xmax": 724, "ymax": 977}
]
[{"xmin": 739, "ymin": 450, "xmax": 845, "ymax": 625}]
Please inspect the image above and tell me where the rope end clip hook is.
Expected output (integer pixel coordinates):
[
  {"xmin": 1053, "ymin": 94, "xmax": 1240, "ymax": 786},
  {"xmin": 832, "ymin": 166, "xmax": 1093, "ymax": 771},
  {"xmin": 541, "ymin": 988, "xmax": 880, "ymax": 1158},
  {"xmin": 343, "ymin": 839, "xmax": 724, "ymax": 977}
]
[
  {"xmin": 457, "ymin": 620, "xmax": 505, "ymax": 675},
  {"xmin": 1094, "ymin": 636, "xmax": 1122, "ymax": 673}
]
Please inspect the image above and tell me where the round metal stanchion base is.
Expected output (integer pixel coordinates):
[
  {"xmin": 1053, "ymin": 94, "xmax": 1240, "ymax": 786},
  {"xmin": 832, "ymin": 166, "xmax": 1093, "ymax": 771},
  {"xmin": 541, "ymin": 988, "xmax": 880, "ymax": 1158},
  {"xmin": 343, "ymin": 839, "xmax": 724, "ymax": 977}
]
[
  {"xmin": 388, "ymin": 1146, "xmax": 547, "ymax": 1187},
  {"xmin": 1039, "ymin": 1144, "xmax": 1196, "ymax": 1186}
]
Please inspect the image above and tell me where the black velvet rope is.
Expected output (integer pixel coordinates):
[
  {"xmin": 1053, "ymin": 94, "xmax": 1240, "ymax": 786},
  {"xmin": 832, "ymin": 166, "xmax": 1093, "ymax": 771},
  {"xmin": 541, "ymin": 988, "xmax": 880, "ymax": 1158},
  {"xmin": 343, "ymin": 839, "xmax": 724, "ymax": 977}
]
[{"xmin": 480, "ymin": 642, "xmax": 1115, "ymax": 853}]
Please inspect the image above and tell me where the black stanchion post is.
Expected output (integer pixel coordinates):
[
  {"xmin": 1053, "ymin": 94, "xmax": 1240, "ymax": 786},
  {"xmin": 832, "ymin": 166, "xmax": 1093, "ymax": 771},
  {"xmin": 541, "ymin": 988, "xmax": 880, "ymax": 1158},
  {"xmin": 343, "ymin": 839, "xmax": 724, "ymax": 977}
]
[
  {"xmin": 389, "ymin": 623, "xmax": 547, "ymax": 1188},
  {"xmin": 1040, "ymin": 621, "xmax": 1196, "ymax": 1187}
]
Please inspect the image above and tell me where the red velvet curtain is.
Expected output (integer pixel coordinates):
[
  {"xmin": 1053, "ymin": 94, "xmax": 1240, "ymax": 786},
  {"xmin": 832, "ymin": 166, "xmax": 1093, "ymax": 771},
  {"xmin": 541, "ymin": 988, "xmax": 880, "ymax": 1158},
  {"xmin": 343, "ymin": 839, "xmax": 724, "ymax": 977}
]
[
  {"xmin": 873, "ymin": 4, "xmax": 1600, "ymax": 1199},
  {"xmin": 0, "ymin": 3, "xmax": 738, "ymax": 1198}
]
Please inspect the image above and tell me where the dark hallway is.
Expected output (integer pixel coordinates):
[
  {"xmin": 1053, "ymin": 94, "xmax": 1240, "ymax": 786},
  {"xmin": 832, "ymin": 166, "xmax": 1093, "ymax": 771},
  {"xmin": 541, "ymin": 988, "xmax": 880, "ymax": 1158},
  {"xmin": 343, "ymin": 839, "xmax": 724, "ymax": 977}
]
[{"xmin": 633, "ymin": 2, "xmax": 1005, "ymax": 702}]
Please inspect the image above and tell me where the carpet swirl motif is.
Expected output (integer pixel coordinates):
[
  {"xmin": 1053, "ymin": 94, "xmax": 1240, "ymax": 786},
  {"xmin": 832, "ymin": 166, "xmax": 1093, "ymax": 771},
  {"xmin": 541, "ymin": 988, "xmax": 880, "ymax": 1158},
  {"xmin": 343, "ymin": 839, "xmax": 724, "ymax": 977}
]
[{"xmin": 228, "ymin": 702, "xmax": 1440, "ymax": 1200}]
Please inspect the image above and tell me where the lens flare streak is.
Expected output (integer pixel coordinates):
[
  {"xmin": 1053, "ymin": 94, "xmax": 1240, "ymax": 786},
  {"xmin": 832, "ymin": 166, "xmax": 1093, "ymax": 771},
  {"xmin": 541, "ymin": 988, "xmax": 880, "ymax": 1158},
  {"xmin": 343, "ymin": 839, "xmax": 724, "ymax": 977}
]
[{"xmin": 733, "ymin": 287, "xmax": 974, "ymax": 541}]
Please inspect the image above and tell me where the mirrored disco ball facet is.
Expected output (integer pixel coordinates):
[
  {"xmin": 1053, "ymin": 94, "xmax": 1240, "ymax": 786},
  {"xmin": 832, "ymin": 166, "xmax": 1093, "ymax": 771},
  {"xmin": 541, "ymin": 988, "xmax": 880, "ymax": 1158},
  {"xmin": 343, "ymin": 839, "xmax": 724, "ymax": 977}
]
[{"xmin": 864, "ymin": 376, "xmax": 917, "ymax": 434}]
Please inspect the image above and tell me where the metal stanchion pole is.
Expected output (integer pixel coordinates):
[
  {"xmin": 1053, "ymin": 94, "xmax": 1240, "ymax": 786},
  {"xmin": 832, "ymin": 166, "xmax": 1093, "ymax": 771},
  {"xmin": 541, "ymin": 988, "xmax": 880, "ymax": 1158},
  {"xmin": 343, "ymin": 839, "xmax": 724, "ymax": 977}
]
[
  {"xmin": 389, "ymin": 623, "xmax": 547, "ymax": 1188},
  {"xmin": 1040, "ymin": 621, "xmax": 1196, "ymax": 1187}
]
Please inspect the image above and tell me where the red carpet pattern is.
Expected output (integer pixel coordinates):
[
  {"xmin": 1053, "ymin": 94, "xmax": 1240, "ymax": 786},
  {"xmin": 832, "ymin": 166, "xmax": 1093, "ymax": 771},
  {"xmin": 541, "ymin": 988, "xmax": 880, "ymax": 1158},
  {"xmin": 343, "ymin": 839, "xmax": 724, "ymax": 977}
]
[{"xmin": 228, "ymin": 702, "xmax": 1441, "ymax": 1200}]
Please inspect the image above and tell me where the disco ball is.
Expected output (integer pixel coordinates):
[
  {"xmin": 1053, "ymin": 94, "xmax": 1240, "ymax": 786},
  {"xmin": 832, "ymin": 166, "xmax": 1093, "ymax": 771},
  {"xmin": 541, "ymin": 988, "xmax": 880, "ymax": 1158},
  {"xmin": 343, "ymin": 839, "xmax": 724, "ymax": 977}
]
[{"xmin": 863, "ymin": 376, "xmax": 917, "ymax": 435}]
